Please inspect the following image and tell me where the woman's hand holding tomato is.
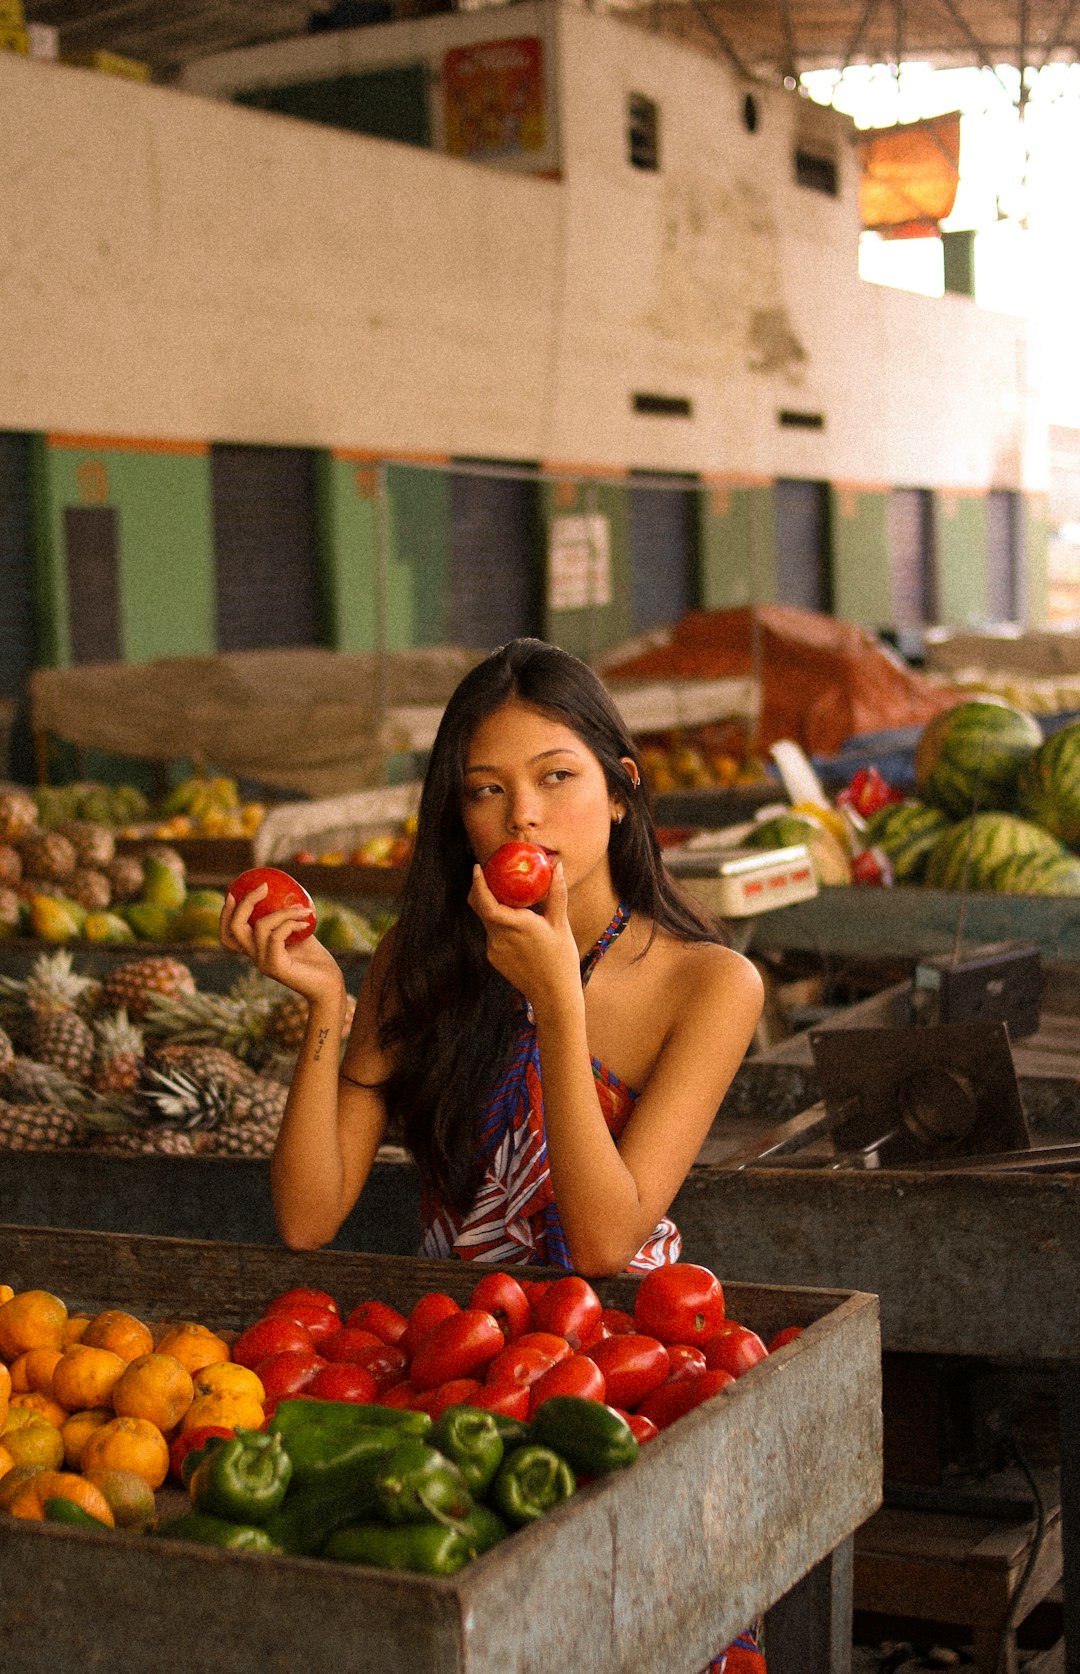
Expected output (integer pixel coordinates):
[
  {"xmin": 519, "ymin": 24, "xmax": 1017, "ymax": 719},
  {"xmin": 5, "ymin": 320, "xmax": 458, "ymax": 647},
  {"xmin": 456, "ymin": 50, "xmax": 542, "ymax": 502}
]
[
  {"xmin": 220, "ymin": 867, "xmax": 341, "ymax": 1004},
  {"xmin": 467, "ymin": 858, "xmax": 580, "ymax": 1016}
]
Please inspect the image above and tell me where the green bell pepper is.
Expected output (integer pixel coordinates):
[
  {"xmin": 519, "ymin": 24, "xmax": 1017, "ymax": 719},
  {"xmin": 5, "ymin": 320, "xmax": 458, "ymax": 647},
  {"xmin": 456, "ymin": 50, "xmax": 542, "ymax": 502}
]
[
  {"xmin": 455, "ymin": 1501, "xmax": 509, "ymax": 1556},
  {"xmin": 43, "ymin": 1497, "xmax": 112, "ymax": 1530},
  {"xmin": 156, "ymin": 1511, "xmax": 281, "ymax": 1554},
  {"xmin": 489, "ymin": 1413, "xmax": 530, "ymax": 1451},
  {"xmin": 268, "ymin": 1399, "xmax": 428, "ymax": 1492},
  {"xmin": 489, "ymin": 1445, "xmax": 576, "ymax": 1527},
  {"xmin": 429, "ymin": 1406, "xmax": 504, "ymax": 1496},
  {"xmin": 373, "ymin": 1438, "xmax": 474, "ymax": 1526},
  {"xmin": 261, "ymin": 1428, "xmax": 405, "ymax": 1558},
  {"xmin": 188, "ymin": 1429, "xmax": 292, "ymax": 1524},
  {"xmin": 323, "ymin": 1520, "xmax": 475, "ymax": 1575},
  {"xmin": 528, "ymin": 1396, "xmax": 638, "ymax": 1476}
]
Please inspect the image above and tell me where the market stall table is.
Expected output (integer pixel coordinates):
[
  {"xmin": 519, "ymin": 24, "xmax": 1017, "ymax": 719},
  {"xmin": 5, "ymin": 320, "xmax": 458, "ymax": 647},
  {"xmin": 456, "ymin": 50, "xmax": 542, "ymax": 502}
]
[{"xmin": 0, "ymin": 1226, "xmax": 882, "ymax": 1674}]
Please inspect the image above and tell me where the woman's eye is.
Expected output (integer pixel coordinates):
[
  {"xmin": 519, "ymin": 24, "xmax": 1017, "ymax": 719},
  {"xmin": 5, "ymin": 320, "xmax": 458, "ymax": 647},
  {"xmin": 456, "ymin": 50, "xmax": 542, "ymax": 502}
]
[
  {"xmin": 542, "ymin": 769, "xmax": 573, "ymax": 786},
  {"xmin": 466, "ymin": 783, "xmax": 500, "ymax": 802}
]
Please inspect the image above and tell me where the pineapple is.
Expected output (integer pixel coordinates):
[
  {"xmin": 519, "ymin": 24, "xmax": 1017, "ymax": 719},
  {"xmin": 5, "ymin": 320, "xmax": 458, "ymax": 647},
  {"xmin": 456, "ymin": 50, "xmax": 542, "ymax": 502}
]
[
  {"xmin": 67, "ymin": 868, "xmax": 112, "ymax": 913},
  {"xmin": 132, "ymin": 1064, "xmax": 287, "ymax": 1156},
  {"xmin": 93, "ymin": 1010, "xmax": 146, "ymax": 1096},
  {"xmin": 17, "ymin": 829, "xmax": 78, "ymax": 885},
  {"xmin": 144, "ymin": 984, "xmax": 272, "ymax": 1065},
  {"xmin": 0, "ymin": 1099, "xmax": 84, "ymax": 1151},
  {"xmin": 99, "ymin": 954, "xmax": 196, "ymax": 1021},
  {"xmin": 0, "ymin": 1025, "xmax": 15, "ymax": 1075},
  {"xmin": 267, "ymin": 993, "xmax": 308, "ymax": 1051},
  {"xmin": 0, "ymin": 788, "xmax": 38, "ymax": 845},
  {"xmin": 91, "ymin": 1126, "xmax": 198, "ymax": 1156},
  {"xmin": 54, "ymin": 819, "xmax": 116, "ymax": 870},
  {"xmin": 107, "ymin": 854, "xmax": 146, "ymax": 903},
  {"xmin": 1, "ymin": 1055, "xmax": 90, "ymax": 1109},
  {"xmin": 206, "ymin": 1075, "xmax": 289, "ymax": 1156},
  {"xmin": 135, "ymin": 1063, "xmax": 237, "ymax": 1132},
  {"xmin": 151, "ymin": 1041, "xmax": 256, "ymax": 1093},
  {"xmin": 0, "ymin": 843, "xmax": 22, "ymax": 885},
  {"xmin": 0, "ymin": 886, "xmax": 21, "ymax": 937},
  {"xmin": 0, "ymin": 950, "xmax": 99, "ymax": 1078}
]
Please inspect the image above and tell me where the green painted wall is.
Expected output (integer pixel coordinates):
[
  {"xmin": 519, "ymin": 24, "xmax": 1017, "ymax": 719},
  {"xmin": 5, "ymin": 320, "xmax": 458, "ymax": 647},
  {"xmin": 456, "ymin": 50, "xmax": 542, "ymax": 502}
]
[
  {"xmin": 385, "ymin": 464, "xmax": 452, "ymax": 648},
  {"xmin": 541, "ymin": 480, "xmax": 632, "ymax": 661},
  {"xmin": 829, "ymin": 487, "xmax": 892, "ymax": 628},
  {"xmin": 1022, "ymin": 492, "xmax": 1050, "ymax": 627},
  {"xmin": 318, "ymin": 454, "xmax": 380, "ymax": 651},
  {"xmin": 699, "ymin": 482, "xmax": 776, "ymax": 607},
  {"xmin": 933, "ymin": 490, "xmax": 988, "ymax": 627},
  {"xmin": 34, "ymin": 439, "xmax": 216, "ymax": 665}
]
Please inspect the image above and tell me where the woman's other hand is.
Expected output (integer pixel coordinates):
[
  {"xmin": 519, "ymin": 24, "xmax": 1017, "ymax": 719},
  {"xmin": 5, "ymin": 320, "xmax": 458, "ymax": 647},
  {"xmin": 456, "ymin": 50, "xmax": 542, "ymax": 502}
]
[
  {"xmin": 468, "ymin": 859, "xmax": 579, "ymax": 1008},
  {"xmin": 220, "ymin": 883, "xmax": 343, "ymax": 1003}
]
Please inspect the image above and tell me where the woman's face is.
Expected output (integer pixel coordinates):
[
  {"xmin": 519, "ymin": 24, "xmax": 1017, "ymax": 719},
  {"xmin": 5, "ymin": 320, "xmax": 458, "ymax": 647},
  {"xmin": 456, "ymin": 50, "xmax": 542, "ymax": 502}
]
[{"xmin": 460, "ymin": 699, "xmax": 625, "ymax": 892}]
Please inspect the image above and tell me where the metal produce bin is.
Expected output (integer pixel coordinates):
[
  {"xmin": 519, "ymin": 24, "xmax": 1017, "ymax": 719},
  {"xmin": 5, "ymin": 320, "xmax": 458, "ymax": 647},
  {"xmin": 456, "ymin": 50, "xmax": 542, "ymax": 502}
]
[{"xmin": 0, "ymin": 1226, "xmax": 882, "ymax": 1674}]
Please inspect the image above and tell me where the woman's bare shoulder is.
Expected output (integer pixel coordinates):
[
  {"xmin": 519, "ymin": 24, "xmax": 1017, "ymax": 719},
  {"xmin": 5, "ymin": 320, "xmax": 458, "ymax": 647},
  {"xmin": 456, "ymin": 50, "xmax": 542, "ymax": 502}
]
[{"xmin": 645, "ymin": 928, "xmax": 763, "ymax": 1010}]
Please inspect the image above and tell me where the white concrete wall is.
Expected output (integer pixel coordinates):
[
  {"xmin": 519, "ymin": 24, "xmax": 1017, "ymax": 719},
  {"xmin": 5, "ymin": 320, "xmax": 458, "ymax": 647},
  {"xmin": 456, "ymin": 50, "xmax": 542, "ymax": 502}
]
[{"xmin": 0, "ymin": 7, "xmax": 1042, "ymax": 490}]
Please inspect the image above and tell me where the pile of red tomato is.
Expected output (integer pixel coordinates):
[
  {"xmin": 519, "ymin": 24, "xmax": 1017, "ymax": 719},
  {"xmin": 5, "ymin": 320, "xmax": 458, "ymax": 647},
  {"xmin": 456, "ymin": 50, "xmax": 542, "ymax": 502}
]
[{"xmin": 220, "ymin": 1264, "xmax": 802, "ymax": 1449}]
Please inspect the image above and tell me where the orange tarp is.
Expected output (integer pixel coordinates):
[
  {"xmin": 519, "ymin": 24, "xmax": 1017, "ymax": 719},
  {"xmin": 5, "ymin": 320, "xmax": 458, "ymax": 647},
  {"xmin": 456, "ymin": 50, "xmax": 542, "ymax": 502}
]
[
  {"xmin": 858, "ymin": 112, "xmax": 961, "ymax": 235},
  {"xmin": 601, "ymin": 606, "xmax": 961, "ymax": 757}
]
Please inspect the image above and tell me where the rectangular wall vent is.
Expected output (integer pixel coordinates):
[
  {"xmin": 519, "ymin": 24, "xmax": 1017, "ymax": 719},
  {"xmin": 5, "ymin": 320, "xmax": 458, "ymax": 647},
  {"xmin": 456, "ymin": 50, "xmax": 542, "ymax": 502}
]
[
  {"xmin": 633, "ymin": 392, "xmax": 692, "ymax": 417},
  {"xmin": 778, "ymin": 409, "xmax": 825, "ymax": 430}
]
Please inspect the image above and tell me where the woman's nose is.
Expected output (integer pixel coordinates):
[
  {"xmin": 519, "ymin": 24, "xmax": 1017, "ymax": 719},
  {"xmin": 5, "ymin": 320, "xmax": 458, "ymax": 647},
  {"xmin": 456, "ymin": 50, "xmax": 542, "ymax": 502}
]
[{"xmin": 506, "ymin": 787, "xmax": 539, "ymax": 834}]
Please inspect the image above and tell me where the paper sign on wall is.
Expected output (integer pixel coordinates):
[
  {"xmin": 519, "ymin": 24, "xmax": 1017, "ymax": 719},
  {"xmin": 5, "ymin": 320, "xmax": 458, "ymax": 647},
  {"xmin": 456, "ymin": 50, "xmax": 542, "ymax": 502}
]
[
  {"xmin": 548, "ymin": 515, "xmax": 611, "ymax": 611},
  {"xmin": 443, "ymin": 37, "xmax": 545, "ymax": 159}
]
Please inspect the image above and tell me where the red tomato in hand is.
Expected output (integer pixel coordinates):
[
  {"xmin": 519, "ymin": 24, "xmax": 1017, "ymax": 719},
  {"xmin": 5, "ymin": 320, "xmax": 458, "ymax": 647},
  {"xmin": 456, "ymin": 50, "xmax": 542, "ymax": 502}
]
[
  {"xmin": 308, "ymin": 1362, "xmax": 380, "ymax": 1404},
  {"xmin": 482, "ymin": 842, "xmax": 554, "ymax": 907},
  {"xmin": 633, "ymin": 1263, "xmax": 726, "ymax": 1347},
  {"xmin": 345, "ymin": 1300, "xmax": 409, "ymax": 1345},
  {"xmin": 228, "ymin": 866, "xmax": 317, "ymax": 946},
  {"xmin": 702, "ymin": 1322, "xmax": 768, "ymax": 1379},
  {"xmin": 255, "ymin": 1348, "xmax": 326, "ymax": 1402},
  {"xmin": 528, "ymin": 1353, "xmax": 606, "ymax": 1415},
  {"xmin": 469, "ymin": 1272, "xmax": 531, "ymax": 1339},
  {"xmin": 531, "ymin": 1276, "xmax": 603, "ymax": 1350},
  {"xmin": 232, "ymin": 1314, "xmax": 315, "ymax": 1369},
  {"xmin": 636, "ymin": 1368, "xmax": 735, "ymax": 1430},
  {"xmin": 585, "ymin": 1334, "xmax": 670, "ymax": 1409},
  {"xmin": 400, "ymin": 1292, "xmax": 461, "ymax": 1359},
  {"xmin": 409, "ymin": 1309, "xmax": 505, "ymax": 1391}
]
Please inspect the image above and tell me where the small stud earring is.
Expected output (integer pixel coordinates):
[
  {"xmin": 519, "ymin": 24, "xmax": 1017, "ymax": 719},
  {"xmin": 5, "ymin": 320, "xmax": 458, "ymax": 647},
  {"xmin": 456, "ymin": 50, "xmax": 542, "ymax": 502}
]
[{"xmin": 613, "ymin": 809, "xmax": 624, "ymax": 825}]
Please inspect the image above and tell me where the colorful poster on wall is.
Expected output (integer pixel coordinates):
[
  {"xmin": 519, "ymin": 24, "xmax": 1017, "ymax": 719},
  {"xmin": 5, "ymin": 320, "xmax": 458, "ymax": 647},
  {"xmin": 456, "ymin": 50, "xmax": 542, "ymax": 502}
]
[
  {"xmin": 443, "ymin": 36, "xmax": 545, "ymax": 159},
  {"xmin": 548, "ymin": 515, "xmax": 611, "ymax": 612}
]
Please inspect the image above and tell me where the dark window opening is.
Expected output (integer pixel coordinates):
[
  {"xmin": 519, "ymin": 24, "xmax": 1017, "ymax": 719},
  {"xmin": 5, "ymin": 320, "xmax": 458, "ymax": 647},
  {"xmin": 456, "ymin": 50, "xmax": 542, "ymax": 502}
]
[
  {"xmin": 794, "ymin": 148, "xmax": 838, "ymax": 195},
  {"xmin": 628, "ymin": 93, "xmax": 659, "ymax": 170},
  {"xmin": 65, "ymin": 506, "xmax": 122, "ymax": 665},
  {"xmin": 778, "ymin": 410, "xmax": 825, "ymax": 430},
  {"xmin": 742, "ymin": 93, "xmax": 760, "ymax": 134},
  {"xmin": 450, "ymin": 459, "xmax": 542, "ymax": 649},
  {"xmin": 629, "ymin": 470, "xmax": 699, "ymax": 634},
  {"xmin": 211, "ymin": 444, "xmax": 322, "ymax": 652},
  {"xmin": 633, "ymin": 392, "xmax": 692, "ymax": 417}
]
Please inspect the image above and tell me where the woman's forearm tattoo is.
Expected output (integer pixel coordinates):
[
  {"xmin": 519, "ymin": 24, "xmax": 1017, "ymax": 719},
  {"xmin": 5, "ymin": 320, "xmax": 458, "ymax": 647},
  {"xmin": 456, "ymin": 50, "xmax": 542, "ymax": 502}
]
[{"xmin": 313, "ymin": 1026, "xmax": 330, "ymax": 1062}]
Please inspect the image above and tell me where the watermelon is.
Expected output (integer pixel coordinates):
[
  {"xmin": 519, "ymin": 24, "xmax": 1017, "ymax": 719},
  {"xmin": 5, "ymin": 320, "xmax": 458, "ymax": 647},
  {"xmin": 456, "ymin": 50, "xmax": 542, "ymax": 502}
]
[
  {"xmin": 863, "ymin": 799, "xmax": 953, "ymax": 883},
  {"xmin": 743, "ymin": 812, "xmax": 852, "ymax": 885},
  {"xmin": 914, "ymin": 698, "xmax": 1042, "ymax": 818},
  {"xmin": 922, "ymin": 812, "xmax": 1066, "ymax": 892},
  {"xmin": 989, "ymin": 850, "xmax": 1080, "ymax": 897},
  {"xmin": 1016, "ymin": 720, "xmax": 1080, "ymax": 847}
]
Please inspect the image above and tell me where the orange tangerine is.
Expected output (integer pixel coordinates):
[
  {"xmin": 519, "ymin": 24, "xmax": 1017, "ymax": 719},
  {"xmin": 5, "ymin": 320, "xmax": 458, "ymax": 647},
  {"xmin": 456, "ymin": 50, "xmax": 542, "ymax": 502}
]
[
  {"xmin": 193, "ymin": 1362, "xmax": 264, "ymax": 1403},
  {"xmin": 8, "ymin": 1390, "xmax": 67, "ymax": 1429},
  {"xmin": 0, "ymin": 1441, "xmax": 14, "ymax": 1481},
  {"xmin": 5, "ymin": 1468, "xmax": 115, "ymax": 1524},
  {"xmin": 0, "ymin": 1360, "xmax": 10, "ymax": 1430},
  {"xmin": 81, "ymin": 1310, "xmax": 154, "ymax": 1364},
  {"xmin": 0, "ymin": 1462, "xmax": 49, "ymax": 1510},
  {"xmin": 60, "ymin": 1408, "xmax": 114, "ymax": 1470},
  {"xmin": 0, "ymin": 1283, "xmax": 15, "ymax": 1305},
  {"xmin": 64, "ymin": 1315, "xmax": 91, "ymax": 1346},
  {"xmin": 79, "ymin": 1415, "xmax": 170, "ymax": 1489},
  {"xmin": 83, "ymin": 1467, "xmax": 157, "ymax": 1530},
  {"xmin": 11, "ymin": 1347, "xmax": 64, "ymax": 1397},
  {"xmin": 0, "ymin": 1290, "xmax": 68, "ymax": 1360},
  {"xmin": 0, "ymin": 1414, "xmax": 65, "ymax": 1471},
  {"xmin": 180, "ymin": 1391, "xmax": 264, "ymax": 1435},
  {"xmin": 111, "ymin": 1354, "xmax": 194, "ymax": 1433},
  {"xmin": 51, "ymin": 1344, "xmax": 127, "ymax": 1414},
  {"xmin": 154, "ymin": 1321, "xmax": 231, "ymax": 1375}
]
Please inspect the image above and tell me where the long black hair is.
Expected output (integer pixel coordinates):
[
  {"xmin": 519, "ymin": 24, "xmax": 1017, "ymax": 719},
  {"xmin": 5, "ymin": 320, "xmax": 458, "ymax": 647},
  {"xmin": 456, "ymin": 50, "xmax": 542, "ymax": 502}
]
[{"xmin": 376, "ymin": 638, "xmax": 725, "ymax": 1211}]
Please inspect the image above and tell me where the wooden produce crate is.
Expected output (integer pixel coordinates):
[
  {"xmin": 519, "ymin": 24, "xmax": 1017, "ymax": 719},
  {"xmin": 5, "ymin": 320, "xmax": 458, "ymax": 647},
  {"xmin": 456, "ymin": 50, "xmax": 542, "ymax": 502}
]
[{"xmin": 0, "ymin": 1226, "xmax": 883, "ymax": 1674}]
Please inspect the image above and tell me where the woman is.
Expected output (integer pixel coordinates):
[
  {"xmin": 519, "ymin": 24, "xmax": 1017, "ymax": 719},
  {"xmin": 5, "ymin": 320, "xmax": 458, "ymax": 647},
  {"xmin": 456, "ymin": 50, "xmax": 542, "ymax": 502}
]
[
  {"xmin": 221, "ymin": 637, "xmax": 763, "ymax": 1267},
  {"xmin": 221, "ymin": 639, "xmax": 766, "ymax": 1672}
]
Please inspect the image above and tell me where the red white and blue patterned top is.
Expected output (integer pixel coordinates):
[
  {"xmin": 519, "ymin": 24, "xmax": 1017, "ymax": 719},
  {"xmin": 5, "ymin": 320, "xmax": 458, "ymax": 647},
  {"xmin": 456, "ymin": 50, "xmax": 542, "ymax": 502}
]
[{"xmin": 418, "ymin": 901, "xmax": 683, "ymax": 1272}]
